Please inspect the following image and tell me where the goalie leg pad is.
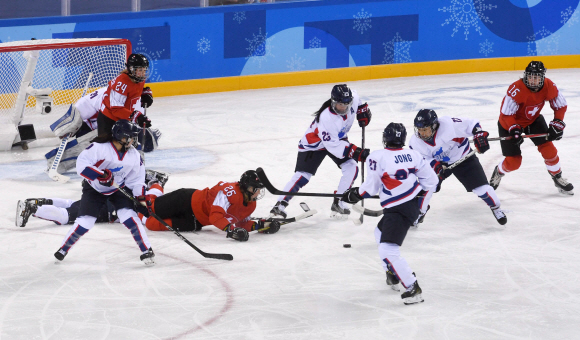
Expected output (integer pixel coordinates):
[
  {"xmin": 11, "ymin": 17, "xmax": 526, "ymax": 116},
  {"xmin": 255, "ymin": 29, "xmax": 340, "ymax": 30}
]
[
  {"xmin": 45, "ymin": 130, "xmax": 97, "ymax": 174},
  {"xmin": 50, "ymin": 104, "xmax": 83, "ymax": 137}
]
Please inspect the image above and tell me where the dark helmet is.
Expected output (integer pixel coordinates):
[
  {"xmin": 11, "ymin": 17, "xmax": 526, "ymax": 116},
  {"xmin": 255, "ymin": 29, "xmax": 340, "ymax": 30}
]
[
  {"xmin": 523, "ymin": 60, "xmax": 546, "ymax": 91},
  {"xmin": 414, "ymin": 109, "xmax": 439, "ymax": 141},
  {"xmin": 239, "ymin": 170, "xmax": 265, "ymax": 201},
  {"xmin": 383, "ymin": 123, "xmax": 407, "ymax": 148},
  {"xmin": 330, "ymin": 84, "xmax": 353, "ymax": 116},
  {"xmin": 112, "ymin": 119, "xmax": 142, "ymax": 147},
  {"xmin": 126, "ymin": 53, "xmax": 150, "ymax": 82}
]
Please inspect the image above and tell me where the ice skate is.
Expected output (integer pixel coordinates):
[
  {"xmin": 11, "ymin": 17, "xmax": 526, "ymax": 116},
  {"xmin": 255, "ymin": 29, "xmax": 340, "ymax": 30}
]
[
  {"xmin": 140, "ymin": 248, "xmax": 156, "ymax": 265},
  {"xmin": 489, "ymin": 166, "xmax": 504, "ymax": 190},
  {"xmin": 550, "ymin": 171, "xmax": 574, "ymax": 195},
  {"xmin": 15, "ymin": 199, "xmax": 41, "ymax": 227},
  {"xmin": 54, "ymin": 248, "xmax": 67, "ymax": 262},
  {"xmin": 491, "ymin": 206, "xmax": 507, "ymax": 225},
  {"xmin": 401, "ymin": 280, "xmax": 424, "ymax": 305},
  {"xmin": 145, "ymin": 169, "xmax": 169, "ymax": 188},
  {"xmin": 330, "ymin": 198, "xmax": 350, "ymax": 220},
  {"xmin": 412, "ymin": 206, "xmax": 430, "ymax": 227},
  {"xmin": 386, "ymin": 270, "xmax": 401, "ymax": 292},
  {"xmin": 269, "ymin": 200, "xmax": 288, "ymax": 219}
]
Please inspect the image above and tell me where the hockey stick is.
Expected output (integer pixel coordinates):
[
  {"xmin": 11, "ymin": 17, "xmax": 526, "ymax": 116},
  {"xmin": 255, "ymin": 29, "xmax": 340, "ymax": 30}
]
[
  {"xmin": 256, "ymin": 167, "xmax": 379, "ymax": 199},
  {"xmin": 48, "ymin": 72, "xmax": 93, "ymax": 183},
  {"xmin": 351, "ymin": 150, "xmax": 479, "ymax": 218},
  {"xmin": 359, "ymin": 126, "xmax": 366, "ymax": 224},
  {"xmin": 471, "ymin": 133, "xmax": 548, "ymax": 143},
  {"xmin": 252, "ymin": 202, "xmax": 317, "ymax": 230},
  {"xmin": 111, "ymin": 182, "xmax": 233, "ymax": 261}
]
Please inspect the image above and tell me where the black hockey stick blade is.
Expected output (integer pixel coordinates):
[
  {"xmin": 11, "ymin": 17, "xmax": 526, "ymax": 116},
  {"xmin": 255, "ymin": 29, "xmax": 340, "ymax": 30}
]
[
  {"xmin": 352, "ymin": 203, "xmax": 383, "ymax": 217},
  {"xmin": 256, "ymin": 167, "xmax": 379, "ymax": 199},
  {"xmin": 113, "ymin": 184, "xmax": 233, "ymax": 261}
]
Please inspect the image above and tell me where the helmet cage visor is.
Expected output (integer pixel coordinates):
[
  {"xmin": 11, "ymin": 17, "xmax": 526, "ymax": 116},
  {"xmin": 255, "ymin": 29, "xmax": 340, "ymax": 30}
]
[
  {"xmin": 331, "ymin": 98, "xmax": 353, "ymax": 116},
  {"xmin": 129, "ymin": 65, "xmax": 150, "ymax": 83},
  {"xmin": 523, "ymin": 71, "xmax": 545, "ymax": 90}
]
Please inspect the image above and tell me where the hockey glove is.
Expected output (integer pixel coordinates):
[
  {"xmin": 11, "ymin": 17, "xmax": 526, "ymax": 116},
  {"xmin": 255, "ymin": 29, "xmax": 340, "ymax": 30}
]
[
  {"xmin": 98, "ymin": 169, "xmax": 114, "ymax": 187},
  {"xmin": 473, "ymin": 131, "xmax": 490, "ymax": 154},
  {"xmin": 431, "ymin": 160, "xmax": 445, "ymax": 180},
  {"xmin": 226, "ymin": 225, "xmax": 249, "ymax": 241},
  {"xmin": 136, "ymin": 194, "xmax": 155, "ymax": 214},
  {"xmin": 342, "ymin": 187, "xmax": 362, "ymax": 204},
  {"xmin": 345, "ymin": 144, "xmax": 370, "ymax": 162},
  {"xmin": 256, "ymin": 219, "xmax": 281, "ymax": 234},
  {"xmin": 356, "ymin": 103, "xmax": 372, "ymax": 127},
  {"xmin": 134, "ymin": 112, "xmax": 152, "ymax": 128},
  {"xmin": 508, "ymin": 124, "xmax": 523, "ymax": 146},
  {"xmin": 548, "ymin": 119, "xmax": 565, "ymax": 141},
  {"xmin": 141, "ymin": 87, "xmax": 153, "ymax": 108}
]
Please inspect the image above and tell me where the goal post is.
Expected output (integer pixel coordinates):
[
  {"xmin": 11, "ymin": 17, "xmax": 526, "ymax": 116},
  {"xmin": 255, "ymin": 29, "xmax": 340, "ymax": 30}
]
[{"xmin": 0, "ymin": 38, "xmax": 131, "ymax": 151}]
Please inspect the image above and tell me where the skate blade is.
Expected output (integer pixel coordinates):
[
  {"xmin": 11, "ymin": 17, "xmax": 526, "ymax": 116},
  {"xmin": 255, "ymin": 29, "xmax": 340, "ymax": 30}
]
[
  {"xmin": 403, "ymin": 294, "xmax": 424, "ymax": 305},
  {"xmin": 557, "ymin": 188, "xmax": 574, "ymax": 196},
  {"xmin": 142, "ymin": 258, "xmax": 156, "ymax": 266},
  {"xmin": 388, "ymin": 284, "xmax": 401, "ymax": 292},
  {"xmin": 330, "ymin": 211, "xmax": 349, "ymax": 220}
]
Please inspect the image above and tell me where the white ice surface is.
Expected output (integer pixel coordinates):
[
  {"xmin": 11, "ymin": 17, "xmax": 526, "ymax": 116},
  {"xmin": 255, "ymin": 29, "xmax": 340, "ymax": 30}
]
[{"xmin": 1, "ymin": 70, "xmax": 579, "ymax": 340}]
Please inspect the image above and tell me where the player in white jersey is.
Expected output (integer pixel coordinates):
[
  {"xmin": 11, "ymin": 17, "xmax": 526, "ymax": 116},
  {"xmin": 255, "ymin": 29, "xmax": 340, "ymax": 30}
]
[
  {"xmin": 53, "ymin": 120, "xmax": 155, "ymax": 265},
  {"xmin": 46, "ymin": 87, "xmax": 160, "ymax": 174},
  {"xmin": 342, "ymin": 123, "xmax": 438, "ymax": 305},
  {"xmin": 269, "ymin": 84, "xmax": 372, "ymax": 219},
  {"xmin": 409, "ymin": 109, "xmax": 507, "ymax": 225}
]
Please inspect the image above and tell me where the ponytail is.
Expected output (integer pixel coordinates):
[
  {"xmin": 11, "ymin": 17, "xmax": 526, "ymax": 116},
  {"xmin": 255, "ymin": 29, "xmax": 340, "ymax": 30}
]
[{"xmin": 313, "ymin": 99, "xmax": 332, "ymax": 122}]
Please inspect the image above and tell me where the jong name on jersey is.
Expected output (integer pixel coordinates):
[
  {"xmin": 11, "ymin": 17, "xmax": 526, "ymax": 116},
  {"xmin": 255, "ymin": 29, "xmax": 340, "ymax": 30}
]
[
  {"xmin": 409, "ymin": 116, "xmax": 480, "ymax": 164},
  {"xmin": 359, "ymin": 148, "xmax": 438, "ymax": 209}
]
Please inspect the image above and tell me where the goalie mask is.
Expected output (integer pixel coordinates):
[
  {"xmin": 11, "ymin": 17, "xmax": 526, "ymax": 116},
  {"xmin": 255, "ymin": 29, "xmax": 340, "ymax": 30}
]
[
  {"xmin": 330, "ymin": 84, "xmax": 353, "ymax": 116},
  {"xmin": 523, "ymin": 61, "xmax": 546, "ymax": 91},
  {"xmin": 414, "ymin": 109, "xmax": 439, "ymax": 142},
  {"xmin": 126, "ymin": 53, "xmax": 150, "ymax": 83},
  {"xmin": 239, "ymin": 170, "xmax": 265, "ymax": 201}
]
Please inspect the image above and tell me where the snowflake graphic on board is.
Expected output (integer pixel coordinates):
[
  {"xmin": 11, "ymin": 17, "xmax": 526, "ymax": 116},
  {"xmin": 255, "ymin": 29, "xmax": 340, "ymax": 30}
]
[
  {"xmin": 479, "ymin": 39, "xmax": 493, "ymax": 57},
  {"xmin": 527, "ymin": 27, "xmax": 559, "ymax": 56},
  {"xmin": 309, "ymin": 36, "xmax": 322, "ymax": 49},
  {"xmin": 561, "ymin": 6, "xmax": 579, "ymax": 27},
  {"xmin": 353, "ymin": 8, "xmax": 372, "ymax": 34},
  {"xmin": 286, "ymin": 54, "xmax": 305, "ymax": 71},
  {"xmin": 197, "ymin": 37, "xmax": 211, "ymax": 54},
  {"xmin": 246, "ymin": 28, "xmax": 274, "ymax": 68},
  {"xmin": 133, "ymin": 35, "xmax": 165, "ymax": 82},
  {"xmin": 439, "ymin": 0, "xmax": 497, "ymax": 40},
  {"xmin": 382, "ymin": 32, "xmax": 412, "ymax": 64},
  {"xmin": 233, "ymin": 12, "xmax": 246, "ymax": 24}
]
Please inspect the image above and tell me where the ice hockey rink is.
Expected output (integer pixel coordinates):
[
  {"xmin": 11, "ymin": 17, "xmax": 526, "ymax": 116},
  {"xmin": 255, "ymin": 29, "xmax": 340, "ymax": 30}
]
[{"xmin": 1, "ymin": 69, "xmax": 579, "ymax": 340}]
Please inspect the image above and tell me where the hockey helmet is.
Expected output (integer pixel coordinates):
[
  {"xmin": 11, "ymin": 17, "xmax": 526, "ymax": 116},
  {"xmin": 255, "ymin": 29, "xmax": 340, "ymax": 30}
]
[
  {"xmin": 330, "ymin": 84, "xmax": 353, "ymax": 116},
  {"xmin": 383, "ymin": 123, "xmax": 407, "ymax": 148},
  {"xmin": 414, "ymin": 109, "xmax": 439, "ymax": 141},
  {"xmin": 112, "ymin": 119, "xmax": 142, "ymax": 147},
  {"xmin": 126, "ymin": 53, "xmax": 150, "ymax": 83},
  {"xmin": 240, "ymin": 170, "xmax": 265, "ymax": 201},
  {"xmin": 523, "ymin": 61, "xmax": 546, "ymax": 91}
]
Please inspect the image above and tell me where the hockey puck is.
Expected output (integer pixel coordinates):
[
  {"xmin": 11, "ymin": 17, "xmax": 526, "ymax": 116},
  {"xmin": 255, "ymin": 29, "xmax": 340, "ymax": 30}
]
[{"xmin": 343, "ymin": 244, "xmax": 351, "ymax": 248}]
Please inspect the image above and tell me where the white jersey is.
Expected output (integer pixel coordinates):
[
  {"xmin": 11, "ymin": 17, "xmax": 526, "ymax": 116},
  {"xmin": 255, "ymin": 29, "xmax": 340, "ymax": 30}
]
[
  {"xmin": 75, "ymin": 87, "xmax": 144, "ymax": 131},
  {"xmin": 409, "ymin": 116, "xmax": 479, "ymax": 165},
  {"xmin": 360, "ymin": 148, "xmax": 438, "ymax": 209},
  {"xmin": 298, "ymin": 90, "xmax": 362, "ymax": 158},
  {"xmin": 77, "ymin": 142, "xmax": 146, "ymax": 196}
]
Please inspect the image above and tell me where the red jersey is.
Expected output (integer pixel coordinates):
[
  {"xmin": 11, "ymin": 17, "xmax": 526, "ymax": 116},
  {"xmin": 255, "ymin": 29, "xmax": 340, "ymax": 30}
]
[
  {"xmin": 190, "ymin": 181, "xmax": 256, "ymax": 232},
  {"xmin": 101, "ymin": 72, "xmax": 145, "ymax": 122},
  {"xmin": 499, "ymin": 78, "xmax": 567, "ymax": 130}
]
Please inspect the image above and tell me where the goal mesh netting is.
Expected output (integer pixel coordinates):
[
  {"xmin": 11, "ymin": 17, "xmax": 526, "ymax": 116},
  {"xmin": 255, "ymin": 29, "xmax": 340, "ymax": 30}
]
[{"xmin": 0, "ymin": 38, "xmax": 130, "ymax": 148}]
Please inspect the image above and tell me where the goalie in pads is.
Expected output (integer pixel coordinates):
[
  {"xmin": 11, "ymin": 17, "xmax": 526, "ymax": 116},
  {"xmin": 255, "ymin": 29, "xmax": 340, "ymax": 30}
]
[{"xmin": 46, "ymin": 87, "xmax": 161, "ymax": 175}]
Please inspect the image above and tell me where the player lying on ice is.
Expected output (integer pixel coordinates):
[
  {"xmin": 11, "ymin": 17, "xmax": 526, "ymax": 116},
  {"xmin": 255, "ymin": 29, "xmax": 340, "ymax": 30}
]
[
  {"xmin": 136, "ymin": 170, "xmax": 281, "ymax": 242},
  {"xmin": 15, "ymin": 170, "xmax": 168, "ymax": 228}
]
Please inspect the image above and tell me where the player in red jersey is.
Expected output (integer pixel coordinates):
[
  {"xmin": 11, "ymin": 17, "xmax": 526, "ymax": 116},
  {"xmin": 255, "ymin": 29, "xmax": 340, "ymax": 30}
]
[
  {"xmin": 139, "ymin": 170, "xmax": 281, "ymax": 241},
  {"xmin": 97, "ymin": 53, "xmax": 154, "ymax": 139},
  {"xmin": 490, "ymin": 61, "xmax": 573, "ymax": 195}
]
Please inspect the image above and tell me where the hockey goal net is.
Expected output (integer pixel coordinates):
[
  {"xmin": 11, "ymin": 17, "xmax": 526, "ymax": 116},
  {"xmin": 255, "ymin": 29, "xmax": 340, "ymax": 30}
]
[{"xmin": 0, "ymin": 38, "xmax": 131, "ymax": 150}]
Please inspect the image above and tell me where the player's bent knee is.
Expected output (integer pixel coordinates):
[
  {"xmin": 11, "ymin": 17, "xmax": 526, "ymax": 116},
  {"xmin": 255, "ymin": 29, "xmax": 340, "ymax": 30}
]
[{"xmin": 503, "ymin": 155, "xmax": 522, "ymax": 171}]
